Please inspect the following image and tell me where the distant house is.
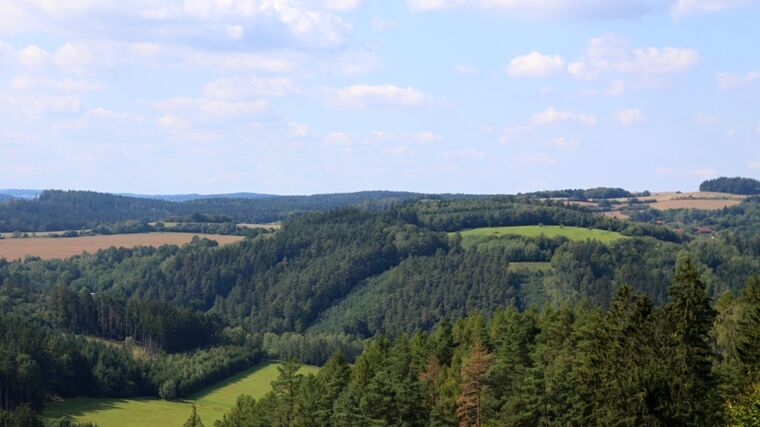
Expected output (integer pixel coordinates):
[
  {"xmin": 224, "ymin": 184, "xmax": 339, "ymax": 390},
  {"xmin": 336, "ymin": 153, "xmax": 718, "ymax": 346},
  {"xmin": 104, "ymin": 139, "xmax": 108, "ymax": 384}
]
[
  {"xmin": 655, "ymin": 220, "xmax": 666, "ymax": 225},
  {"xmin": 696, "ymin": 226, "xmax": 713, "ymax": 234}
]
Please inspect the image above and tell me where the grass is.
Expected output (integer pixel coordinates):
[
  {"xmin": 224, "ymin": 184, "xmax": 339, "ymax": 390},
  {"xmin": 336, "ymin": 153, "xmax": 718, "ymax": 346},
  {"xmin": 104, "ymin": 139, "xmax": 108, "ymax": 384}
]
[
  {"xmin": 43, "ymin": 362, "xmax": 319, "ymax": 427},
  {"xmin": 456, "ymin": 225, "xmax": 626, "ymax": 248}
]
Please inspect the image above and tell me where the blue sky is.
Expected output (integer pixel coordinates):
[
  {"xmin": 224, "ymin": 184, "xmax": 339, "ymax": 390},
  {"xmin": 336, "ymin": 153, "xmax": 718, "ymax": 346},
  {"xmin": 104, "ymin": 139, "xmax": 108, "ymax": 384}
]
[{"xmin": 0, "ymin": 0, "xmax": 758, "ymax": 195}]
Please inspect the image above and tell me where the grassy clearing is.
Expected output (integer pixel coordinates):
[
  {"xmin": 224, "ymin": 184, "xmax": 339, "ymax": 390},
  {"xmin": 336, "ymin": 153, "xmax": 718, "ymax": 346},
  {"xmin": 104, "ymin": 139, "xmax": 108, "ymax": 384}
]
[
  {"xmin": 0, "ymin": 232, "xmax": 245, "ymax": 261},
  {"xmin": 456, "ymin": 225, "xmax": 626, "ymax": 247},
  {"xmin": 44, "ymin": 362, "xmax": 318, "ymax": 427}
]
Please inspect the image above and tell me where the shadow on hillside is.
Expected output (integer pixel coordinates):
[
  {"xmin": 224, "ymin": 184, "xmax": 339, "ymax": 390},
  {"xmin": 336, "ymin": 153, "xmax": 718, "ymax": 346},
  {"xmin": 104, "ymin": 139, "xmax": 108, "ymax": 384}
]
[{"xmin": 45, "ymin": 397, "xmax": 149, "ymax": 418}]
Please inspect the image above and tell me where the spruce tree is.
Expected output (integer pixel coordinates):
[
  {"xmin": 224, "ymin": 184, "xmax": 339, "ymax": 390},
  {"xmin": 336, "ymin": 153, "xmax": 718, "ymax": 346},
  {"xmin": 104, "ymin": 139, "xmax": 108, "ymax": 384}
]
[{"xmin": 662, "ymin": 255, "xmax": 720, "ymax": 424}]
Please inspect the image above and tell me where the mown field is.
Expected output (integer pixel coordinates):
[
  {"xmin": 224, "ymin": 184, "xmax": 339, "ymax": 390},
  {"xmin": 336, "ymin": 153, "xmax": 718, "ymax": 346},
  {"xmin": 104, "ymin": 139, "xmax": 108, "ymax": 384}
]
[
  {"xmin": 456, "ymin": 225, "xmax": 626, "ymax": 248},
  {"xmin": 44, "ymin": 362, "xmax": 319, "ymax": 427},
  {"xmin": 0, "ymin": 232, "xmax": 245, "ymax": 260}
]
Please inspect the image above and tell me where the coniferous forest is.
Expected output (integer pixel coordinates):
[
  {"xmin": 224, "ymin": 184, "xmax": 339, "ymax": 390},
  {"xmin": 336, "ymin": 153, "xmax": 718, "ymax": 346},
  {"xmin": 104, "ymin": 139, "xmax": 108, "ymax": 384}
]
[{"xmin": 1, "ymin": 190, "xmax": 760, "ymax": 426}]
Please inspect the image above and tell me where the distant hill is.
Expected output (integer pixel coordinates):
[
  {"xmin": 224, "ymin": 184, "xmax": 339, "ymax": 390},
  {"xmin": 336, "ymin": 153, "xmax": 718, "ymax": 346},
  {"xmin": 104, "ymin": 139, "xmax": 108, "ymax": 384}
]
[
  {"xmin": 120, "ymin": 192, "xmax": 278, "ymax": 202},
  {"xmin": 0, "ymin": 189, "xmax": 425, "ymax": 232},
  {"xmin": 0, "ymin": 189, "xmax": 42, "ymax": 199},
  {"xmin": 700, "ymin": 176, "xmax": 760, "ymax": 195}
]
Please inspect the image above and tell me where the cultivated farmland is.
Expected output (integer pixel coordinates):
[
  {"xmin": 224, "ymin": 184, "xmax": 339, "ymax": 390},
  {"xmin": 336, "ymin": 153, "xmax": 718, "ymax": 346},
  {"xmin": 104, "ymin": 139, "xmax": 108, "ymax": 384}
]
[
  {"xmin": 0, "ymin": 232, "xmax": 244, "ymax": 260},
  {"xmin": 44, "ymin": 362, "xmax": 319, "ymax": 427}
]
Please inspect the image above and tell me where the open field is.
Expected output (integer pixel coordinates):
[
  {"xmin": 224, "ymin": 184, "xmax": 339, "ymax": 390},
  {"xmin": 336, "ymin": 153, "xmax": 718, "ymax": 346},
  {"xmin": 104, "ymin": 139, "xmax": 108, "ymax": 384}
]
[
  {"xmin": 44, "ymin": 362, "xmax": 319, "ymax": 427},
  {"xmin": 456, "ymin": 225, "xmax": 626, "ymax": 247},
  {"xmin": 0, "ymin": 232, "xmax": 244, "ymax": 260},
  {"xmin": 648, "ymin": 198, "xmax": 743, "ymax": 210}
]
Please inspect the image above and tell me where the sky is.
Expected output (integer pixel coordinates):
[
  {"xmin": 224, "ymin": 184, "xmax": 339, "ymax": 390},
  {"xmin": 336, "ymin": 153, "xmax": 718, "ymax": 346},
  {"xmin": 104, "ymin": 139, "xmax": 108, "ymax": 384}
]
[{"xmin": 0, "ymin": 0, "xmax": 759, "ymax": 195}]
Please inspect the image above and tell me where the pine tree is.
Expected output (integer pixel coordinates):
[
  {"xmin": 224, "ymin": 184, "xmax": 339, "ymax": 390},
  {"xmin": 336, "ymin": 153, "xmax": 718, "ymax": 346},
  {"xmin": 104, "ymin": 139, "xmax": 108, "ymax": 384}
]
[{"xmin": 456, "ymin": 341, "xmax": 492, "ymax": 427}]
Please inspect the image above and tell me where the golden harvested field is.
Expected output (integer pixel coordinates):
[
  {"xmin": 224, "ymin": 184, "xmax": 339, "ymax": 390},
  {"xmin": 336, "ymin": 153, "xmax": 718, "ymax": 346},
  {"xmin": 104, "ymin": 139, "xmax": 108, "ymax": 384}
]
[
  {"xmin": 649, "ymin": 199, "xmax": 742, "ymax": 210},
  {"xmin": 0, "ymin": 232, "xmax": 244, "ymax": 261}
]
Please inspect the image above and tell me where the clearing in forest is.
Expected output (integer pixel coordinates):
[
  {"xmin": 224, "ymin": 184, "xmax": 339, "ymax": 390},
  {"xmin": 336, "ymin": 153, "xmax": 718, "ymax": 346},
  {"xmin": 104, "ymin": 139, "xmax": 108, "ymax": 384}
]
[
  {"xmin": 0, "ymin": 232, "xmax": 244, "ymax": 260},
  {"xmin": 456, "ymin": 225, "xmax": 626, "ymax": 248},
  {"xmin": 43, "ymin": 362, "xmax": 319, "ymax": 427}
]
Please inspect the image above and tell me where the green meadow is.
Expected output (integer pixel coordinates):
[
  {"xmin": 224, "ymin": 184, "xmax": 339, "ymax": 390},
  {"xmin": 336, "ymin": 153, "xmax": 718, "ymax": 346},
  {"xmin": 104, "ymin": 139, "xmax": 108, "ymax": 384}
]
[
  {"xmin": 456, "ymin": 225, "xmax": 626, "ymax": 249},
  {"xmin": 44, "ymin": 362, "xmax": 319, "ymax": 427}
]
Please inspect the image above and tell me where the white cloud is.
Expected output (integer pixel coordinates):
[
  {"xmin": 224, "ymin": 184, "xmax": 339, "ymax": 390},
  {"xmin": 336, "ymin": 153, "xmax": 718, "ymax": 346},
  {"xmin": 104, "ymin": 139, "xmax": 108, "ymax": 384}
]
[
  {"xmin": 155, "ymin": 97, "xmax": 268, "ymax": 119},
  {"xmin": 324, "ymin": 0, "xmax": 361, "ymax": 11},
  {"xmin": 506, "ymin": 52, "xmax": 565, "ymax": 77},
  {"xmin": 672, "ymin": 0, "xmax": 752, "ymax": 16},
  {"xmin": 530, "ymin": 107, "xmax": 597, "ymax": 126},
  {"xmin": 0, "ymin": 91, "xmax": 80, "ymax": 117},
  {"xmin": 287, "ymin": 121, "xmax": 311, "ymax": 138},
  {"xmin": 407, "ymin": 0, "xmax": 659, "ymax": 19},
  {"xmin": 615, "ymin": 108, "xmax": 644, "ymax": 125},
  {"xmin": 748, "ymin": 162, "xmax": 760, "ymax": 171},
  {"xmin": 225, "ymin": 24, "xmax": 245, "ymax": 40},
  {"xmin": 546, "ymin": 137, "xmax": 579, "ymax": 148},
  {"xmin": 369, "ymin": 130, "xmax": 443, "ymax": 143},
  {"xmin": 325, "ymin": 132, "xmax": 353, "ymax": 145},
  {"xmin": 10, "ymin": 76, "xmax": 103, "ymax": 93},
  {"xmin": 584, "ymin": 35, "xmax": 700, "ymax": 77},
  {"xmin": 157, "ymin": 115, "xmax": 189, "ymax": 129},
  {"xmin": 17, "ymin": 45, "xmax": 49, "ymax": 69},
  {"xmin": 0, "ymin": 1, "xmax": 352, "ymax": 49},
  {"xmin": 693, "ymin": 113, "xmax": 723, "ymax": 127},
  {"xmin": 86, "ymin": 108, "xmax": 136, "ymax": 120},
  {"xmin": 511, "ymin": 36, "xmax": 699, "ymax": 88},
  {"xmin": 454, "ymin": 64, "xmax": 479, "ymax": 76},
  {"xmin": 656, "ymin": 167, "xmax": 674, "ymax": 174},
  {"xmin": 330, "ymin": 84, "xmax": 440, "ymax": 109},
  {"xmin": 203, "ymin": 77, "xmax": 297, "ymax": 99},
  {"xmin": 444, "ymin": 149, "xmax": 487, "ymax": 159},
  {"xmin": 717, "ymin": 70, "xmax": 760, "ymax": 90},
  {"xmin": 370, "ymin": 16, "xmax": 399, "ymax": 31}
]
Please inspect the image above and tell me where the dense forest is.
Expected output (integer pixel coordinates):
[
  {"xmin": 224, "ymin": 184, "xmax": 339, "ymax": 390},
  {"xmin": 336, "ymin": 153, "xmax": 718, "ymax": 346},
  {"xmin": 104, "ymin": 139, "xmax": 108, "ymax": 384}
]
[
  {"xmin": 2, "ymin": 190, "xmax": 760, "ymax": 425},
  {"xmin": 700, "ymin": 177, "xmax": 760, "ymax": 195},
  {"xmin": 213, "ymin": 259, "xmax": 760, "ymax": 426}
]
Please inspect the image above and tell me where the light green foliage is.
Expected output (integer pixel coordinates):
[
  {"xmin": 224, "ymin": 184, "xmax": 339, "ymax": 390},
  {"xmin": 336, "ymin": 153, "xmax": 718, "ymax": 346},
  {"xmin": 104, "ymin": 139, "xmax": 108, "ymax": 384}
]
[{"xmin": 456, "ymin": 225, "xmax": 626, "ymax": 249}]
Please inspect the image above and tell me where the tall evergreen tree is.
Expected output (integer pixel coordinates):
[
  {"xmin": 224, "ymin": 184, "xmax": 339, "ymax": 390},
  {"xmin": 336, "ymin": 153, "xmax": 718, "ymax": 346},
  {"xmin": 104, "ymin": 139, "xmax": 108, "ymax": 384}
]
[
  {"xmin": 662, "ymin": 255, "xmax": 721, "ymax": 424},
  {"xmin": 456, "ymin": 341, "xmax": 492, "ymax": 427}
]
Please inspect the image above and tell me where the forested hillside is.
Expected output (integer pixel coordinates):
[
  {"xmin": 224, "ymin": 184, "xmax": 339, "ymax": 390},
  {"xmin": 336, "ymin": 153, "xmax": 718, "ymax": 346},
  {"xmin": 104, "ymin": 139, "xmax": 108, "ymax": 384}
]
[
  {"xmin": 700, "ymin": 177, "xmax": 760, "ymax": 195},
  {"xmin": 0, "ymin": 190, "xmax": 424, "ymax": 232},
  {"xmin": 2, "ymin": 194, "xmax": 760, "ymax": 425}
]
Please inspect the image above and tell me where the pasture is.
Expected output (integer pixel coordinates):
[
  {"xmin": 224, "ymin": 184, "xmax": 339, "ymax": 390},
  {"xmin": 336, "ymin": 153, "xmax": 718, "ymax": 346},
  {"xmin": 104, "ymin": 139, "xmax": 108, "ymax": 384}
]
[
  {"xmin": 44, "ymin": 362, "xmax": 319, "ymax": 427},
  {"xmin": 0, "ymin": 232, "xmax": 244, "ymax": 260},
  {"xmin": 456, "ymin": 225, "xmax": 626, "ymax": 248}
]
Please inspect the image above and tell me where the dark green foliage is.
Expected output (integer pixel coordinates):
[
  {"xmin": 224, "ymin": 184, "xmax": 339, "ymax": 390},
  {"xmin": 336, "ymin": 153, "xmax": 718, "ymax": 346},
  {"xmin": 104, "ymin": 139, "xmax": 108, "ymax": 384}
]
[
  {"xmin": 0, "ymin": 190, "xmax": 424, "ymax": 232},
  {"xmin": 217, "ymin": 263, "xmax": 737, "ymax": 426},
  {"xmin": 700, "ymin": 177, "xmax": 760, "ymax": 195},
  {"xmin": 524, "ymin": 187, "xmax": 632, "ymax": 200}
]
